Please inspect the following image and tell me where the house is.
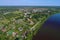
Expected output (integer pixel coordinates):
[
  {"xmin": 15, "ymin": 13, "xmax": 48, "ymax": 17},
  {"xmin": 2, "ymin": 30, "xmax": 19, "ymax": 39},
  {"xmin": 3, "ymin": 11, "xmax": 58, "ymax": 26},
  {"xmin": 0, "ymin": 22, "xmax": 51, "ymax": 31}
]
[{"xmin": 18, "ymin": 27, "xmax": 23, "ymax": 31}]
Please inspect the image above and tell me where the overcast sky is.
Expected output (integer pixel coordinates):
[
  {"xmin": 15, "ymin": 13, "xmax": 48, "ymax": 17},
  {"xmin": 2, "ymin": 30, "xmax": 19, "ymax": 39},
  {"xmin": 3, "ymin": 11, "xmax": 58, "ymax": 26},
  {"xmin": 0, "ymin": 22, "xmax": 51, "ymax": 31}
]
[{"xmin": 0, "ymin": 0, "xmax": 59, "ymax": 6}]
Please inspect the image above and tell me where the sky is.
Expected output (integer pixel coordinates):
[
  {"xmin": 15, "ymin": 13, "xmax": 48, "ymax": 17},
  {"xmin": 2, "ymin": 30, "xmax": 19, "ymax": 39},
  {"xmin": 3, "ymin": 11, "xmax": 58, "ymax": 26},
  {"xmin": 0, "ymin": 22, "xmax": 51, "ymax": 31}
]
[{"xmin": 0, "ymin": 0, "xmax": 59, "ymax": 6}]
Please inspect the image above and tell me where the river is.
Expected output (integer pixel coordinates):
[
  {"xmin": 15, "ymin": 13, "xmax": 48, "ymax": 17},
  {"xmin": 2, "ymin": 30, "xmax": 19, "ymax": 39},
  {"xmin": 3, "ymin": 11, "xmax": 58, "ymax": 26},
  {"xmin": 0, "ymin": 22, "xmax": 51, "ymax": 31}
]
[{"xmin": 32, "ymin": 13, "xmax": 60, "ymax": 40}]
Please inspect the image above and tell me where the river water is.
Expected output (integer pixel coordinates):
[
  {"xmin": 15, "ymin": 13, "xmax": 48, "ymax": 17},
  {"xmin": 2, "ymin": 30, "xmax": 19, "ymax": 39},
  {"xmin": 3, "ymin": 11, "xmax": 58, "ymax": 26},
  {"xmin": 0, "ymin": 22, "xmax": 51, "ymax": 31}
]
[{"xmin": 32, "ymin": 13, "xmax": 60, "ymax": 40}]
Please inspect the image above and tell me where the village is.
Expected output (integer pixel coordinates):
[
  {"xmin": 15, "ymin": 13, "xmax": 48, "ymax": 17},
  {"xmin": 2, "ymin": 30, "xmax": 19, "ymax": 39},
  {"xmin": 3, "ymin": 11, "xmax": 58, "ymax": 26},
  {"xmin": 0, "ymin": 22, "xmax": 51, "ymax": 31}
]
[{"xmin": 0, "ymin": 7, "xmax": 60, "ymax": 40}]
